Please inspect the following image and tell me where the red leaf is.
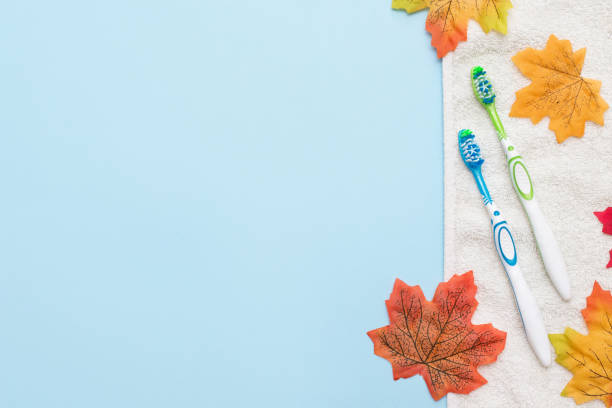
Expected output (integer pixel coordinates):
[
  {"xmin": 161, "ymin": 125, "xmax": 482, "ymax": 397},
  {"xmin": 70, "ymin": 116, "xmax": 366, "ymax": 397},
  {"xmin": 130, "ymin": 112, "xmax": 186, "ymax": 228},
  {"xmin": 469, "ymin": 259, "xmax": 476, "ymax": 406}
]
[
  {"xmin": 594, "ymin": 208, "xmax": 612, "ymax": 268},
  {"xmin": 595, "ymin": 208, "xmax": 612, "ymax": 235},
  {"xmin": 367, "ymin": 271, "xmax": 506, "ymax": 401}
]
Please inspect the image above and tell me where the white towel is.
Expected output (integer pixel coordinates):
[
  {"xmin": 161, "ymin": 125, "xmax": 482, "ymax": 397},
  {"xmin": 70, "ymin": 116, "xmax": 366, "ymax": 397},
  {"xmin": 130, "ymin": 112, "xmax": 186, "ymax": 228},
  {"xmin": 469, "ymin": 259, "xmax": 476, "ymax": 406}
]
[{"xmin": 443, "ymin": 1, "xmax": 612, "ymax": 407}]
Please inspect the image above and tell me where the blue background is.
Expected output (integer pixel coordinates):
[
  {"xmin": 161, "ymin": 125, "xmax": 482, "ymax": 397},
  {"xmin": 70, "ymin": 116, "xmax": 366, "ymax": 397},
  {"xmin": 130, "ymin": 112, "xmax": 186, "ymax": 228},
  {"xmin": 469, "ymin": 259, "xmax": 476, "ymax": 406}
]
[{"xmin": 0, "ymin": 1, "xmax": 442, "ymax": 407}]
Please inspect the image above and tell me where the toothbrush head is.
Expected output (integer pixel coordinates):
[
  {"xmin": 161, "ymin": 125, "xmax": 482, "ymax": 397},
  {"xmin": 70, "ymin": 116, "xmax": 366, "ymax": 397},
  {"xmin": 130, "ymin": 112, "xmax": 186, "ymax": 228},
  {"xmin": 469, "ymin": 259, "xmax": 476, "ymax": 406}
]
[
  {"xmin": 471, "ymin": 66, "xmax": 496, "ymax": 106},
  {"xmin": 458, "ymin": 129, "xmax": 484, "ymax": 170}
]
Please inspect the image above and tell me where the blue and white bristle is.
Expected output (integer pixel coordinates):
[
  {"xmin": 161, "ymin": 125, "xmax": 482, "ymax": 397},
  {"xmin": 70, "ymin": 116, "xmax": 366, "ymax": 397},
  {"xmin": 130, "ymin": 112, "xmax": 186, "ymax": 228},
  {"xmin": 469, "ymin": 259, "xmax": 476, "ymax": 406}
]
[
  {"xmin": 472, "ymin": 66, "xmax": 495, "ymax": 105},
  {"xmin": 458, "ymin": 129, "xmax": 484, "ymax": 169}
]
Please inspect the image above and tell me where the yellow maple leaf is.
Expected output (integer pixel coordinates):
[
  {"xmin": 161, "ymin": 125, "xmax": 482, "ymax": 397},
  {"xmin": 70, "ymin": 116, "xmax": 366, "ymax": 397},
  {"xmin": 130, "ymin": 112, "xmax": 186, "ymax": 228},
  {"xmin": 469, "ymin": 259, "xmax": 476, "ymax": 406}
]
[
  {"xmin": 475, "ymin": 0, "xmax": 512, "ymax": 34},
  {"xmin": 550, "ymin": 282, "xmax": 612, "ymax": 407},
  {"xmin": 392, "ymin": 0, "xmax": 512, "ymax": 58},
  {"xmin": 510, "ymin": 35, "xmax": 609, "ymax": 143}
]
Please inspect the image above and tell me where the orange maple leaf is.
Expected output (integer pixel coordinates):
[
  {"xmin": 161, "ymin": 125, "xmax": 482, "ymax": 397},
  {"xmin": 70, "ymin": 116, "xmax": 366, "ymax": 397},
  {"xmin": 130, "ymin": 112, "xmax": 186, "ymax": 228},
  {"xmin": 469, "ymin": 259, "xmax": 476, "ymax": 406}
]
[
  {"xmin": 550, "ymin": 282, "xmax": 612, "ymax": 407},
  {"xmin": 510, "ymin": 35, "xmax": 609, "ymax": 143},
  {"xmin": 367, "ymin": 271, "xmax": 506, "ymax": 400},
  {"xmin": 392, "ymin": 0, "xmax": 513, "ymax": 58}
]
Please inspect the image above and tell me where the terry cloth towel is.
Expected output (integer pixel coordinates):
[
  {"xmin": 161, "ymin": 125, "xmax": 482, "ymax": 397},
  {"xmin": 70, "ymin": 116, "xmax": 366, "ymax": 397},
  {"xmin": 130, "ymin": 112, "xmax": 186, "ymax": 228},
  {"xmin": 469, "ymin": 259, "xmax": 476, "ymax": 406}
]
[{"xmin": 443, "ymin": 1, "xmax": 612, "ymax": 407}]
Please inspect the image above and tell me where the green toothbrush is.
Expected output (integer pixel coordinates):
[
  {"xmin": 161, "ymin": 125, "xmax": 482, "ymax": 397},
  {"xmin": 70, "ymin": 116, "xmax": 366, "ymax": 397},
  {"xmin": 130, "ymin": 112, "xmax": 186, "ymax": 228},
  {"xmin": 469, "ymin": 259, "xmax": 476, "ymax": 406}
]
[{"xmin": 471, "ymin": 66, "xmax": 571, "ymax": 301}]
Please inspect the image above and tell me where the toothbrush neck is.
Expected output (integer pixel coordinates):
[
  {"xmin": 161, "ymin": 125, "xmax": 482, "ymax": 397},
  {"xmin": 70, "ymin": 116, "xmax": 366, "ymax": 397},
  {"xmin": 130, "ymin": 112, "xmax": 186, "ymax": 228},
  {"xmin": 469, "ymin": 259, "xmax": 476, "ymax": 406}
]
[
  {"xmin": 485, "ymin": 104, "xmax": 521, "ymax": 161},
  {"xmin": 473, "ymin": 168, "xmax": 492, "ymax": 205},
  {"xmin": 486, "ymin": 104, "xmax": 507, "ymax": 140}
]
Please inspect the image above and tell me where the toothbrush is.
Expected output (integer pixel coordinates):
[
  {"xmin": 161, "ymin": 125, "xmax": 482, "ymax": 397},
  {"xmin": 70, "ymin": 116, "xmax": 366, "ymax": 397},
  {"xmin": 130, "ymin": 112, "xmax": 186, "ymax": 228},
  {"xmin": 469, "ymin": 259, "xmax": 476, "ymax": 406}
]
[
  {"xmin": 471, "ymin": 66, "xmax": 571, "ymax": 301},
  {"xmin": 458, "ymin": 129, "xmax": 551, "ymax": 367}
]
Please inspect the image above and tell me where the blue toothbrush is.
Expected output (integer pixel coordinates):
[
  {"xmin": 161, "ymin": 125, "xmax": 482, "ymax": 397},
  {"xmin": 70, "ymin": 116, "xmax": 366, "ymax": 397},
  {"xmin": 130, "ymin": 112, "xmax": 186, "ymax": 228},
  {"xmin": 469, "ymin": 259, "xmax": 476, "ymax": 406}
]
[{"xmin": 458, "ymin": 129, "xmax": 551, "ymax": 367}]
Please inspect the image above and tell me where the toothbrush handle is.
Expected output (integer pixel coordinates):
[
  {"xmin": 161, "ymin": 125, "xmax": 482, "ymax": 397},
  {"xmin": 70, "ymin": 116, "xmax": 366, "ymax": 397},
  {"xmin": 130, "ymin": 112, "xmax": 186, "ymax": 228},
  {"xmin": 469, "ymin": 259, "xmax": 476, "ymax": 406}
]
[
  {"xmin": 490, "ymin": 206, "xmax": 551, "ymax": 367},
  {"xmin": 508, "ymin": 156, "xmax": 571, "ymax": 300},
  {"xmin": 504, "ymin": 263, "xmax": 552, "ymax": 367},
  {"xmin": 522, "ymin": 199, "xmax": 571, "ymax": 300}
]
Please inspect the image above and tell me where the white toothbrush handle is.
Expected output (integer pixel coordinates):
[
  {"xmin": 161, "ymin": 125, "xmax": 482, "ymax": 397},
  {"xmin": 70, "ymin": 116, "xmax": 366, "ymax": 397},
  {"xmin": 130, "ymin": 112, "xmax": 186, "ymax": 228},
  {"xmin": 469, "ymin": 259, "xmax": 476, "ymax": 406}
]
[
  {"xmin": 489, "ymin": 203, "xmax": 551, "ymax": 367},
  {"xmin": 522, "ymin": 199, "xmax": 571, "ymax": 300},
  {"xmin": 505, "ymin": 264, "xmax": 552, "ymax": 367},
  {"xmin": 507, "ymin": 153, "xmax": 571, "ymax": 300}
]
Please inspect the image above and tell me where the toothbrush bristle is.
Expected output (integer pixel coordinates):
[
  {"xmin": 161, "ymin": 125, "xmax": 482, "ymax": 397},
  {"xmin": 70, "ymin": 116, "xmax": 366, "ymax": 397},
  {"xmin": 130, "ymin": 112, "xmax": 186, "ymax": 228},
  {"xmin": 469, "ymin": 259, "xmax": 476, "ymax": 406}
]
[
  {"xmin": 471, "ymin": 66, "xmax": 495, "ymax": 105},
  {"xmin": 458, "ymin": 129, "xmax": 484, "ymax": 169}
]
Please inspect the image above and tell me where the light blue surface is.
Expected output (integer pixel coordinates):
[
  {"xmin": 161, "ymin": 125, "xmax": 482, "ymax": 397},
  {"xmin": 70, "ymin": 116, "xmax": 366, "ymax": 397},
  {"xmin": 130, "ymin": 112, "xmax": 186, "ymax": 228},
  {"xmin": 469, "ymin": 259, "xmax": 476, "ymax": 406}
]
[{"xmin": 0, "ymin": 1, "xmax": 442, "ymax": 407}]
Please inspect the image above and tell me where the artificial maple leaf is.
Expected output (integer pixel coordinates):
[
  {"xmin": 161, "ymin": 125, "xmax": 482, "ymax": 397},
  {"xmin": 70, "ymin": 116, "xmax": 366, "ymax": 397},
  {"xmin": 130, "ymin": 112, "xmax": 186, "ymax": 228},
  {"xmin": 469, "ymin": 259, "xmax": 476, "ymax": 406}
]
[
  {"xmin": 367, "ymin": 271, "xmax": 506, "ymax": 400},
  {"xmin": 474, "ymin": 0, "xmax": 513, "ymax": 34},
  {"xmin": 595, "ymin": 208, "xmax": 612, "ymax": 235},
  {"xmin": 510, "ymin": 35, "xmax": 609, "ymax": 143},
  {"xmin": 392, "ymin": 0, "xmax": 512, "ymax": 58},
  {"xmin": 550, "ymin": 282, "xmax": 612, "ymax": 406},
  {"xmin": 594, "ymin": 208, "xmax": 612, "ymax": 268}
]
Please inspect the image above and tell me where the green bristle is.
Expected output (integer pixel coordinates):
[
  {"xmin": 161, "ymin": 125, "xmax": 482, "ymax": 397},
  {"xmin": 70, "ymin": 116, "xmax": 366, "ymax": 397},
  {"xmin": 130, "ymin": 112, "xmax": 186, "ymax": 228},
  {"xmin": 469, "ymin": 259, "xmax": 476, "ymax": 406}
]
[
  {"xmin": 471, "ymin": 66, "xmax": 496, "ymax": 105},
  {"xmin": 458, "ymin": 129, "xmax": 484, "ymax": 169}
]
